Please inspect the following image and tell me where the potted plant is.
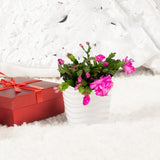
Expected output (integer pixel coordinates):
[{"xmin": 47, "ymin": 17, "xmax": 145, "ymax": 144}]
[{"xmin": 54, "ymin": 42, "xmax": 135, "ymax": 124}]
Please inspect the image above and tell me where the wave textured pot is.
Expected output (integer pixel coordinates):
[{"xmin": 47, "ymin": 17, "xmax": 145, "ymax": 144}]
[{"xmin": 63, "ymin": 87, "xmax": 111, "ymax": 124}]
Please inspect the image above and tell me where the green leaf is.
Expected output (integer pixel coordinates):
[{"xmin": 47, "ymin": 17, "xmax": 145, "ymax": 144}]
[
  {"xmin": 67, "ymin": 54, "xmax": 78, "ymax": 64},
  {"xmin": 106, "ymin": 68, "xmax": 116, "ymax": 76},
  {"xmin": 93, "ymin": 60, "xmax": 97, "ymax": 66},
  {"xmin": 89, "ymin": 57, "xmax": 94, "ymax": 60},
  {"xmin": 77, "ymin": 70, "xmax": 83, "ymax": 76},
  {"xmin": 118, "ymin": 61, "xmax": 125, "ymax": 68},
  {"xmin": 78, "ymin": 86, "xmax": 85, "ymax": 94},
  {"xmin": 98, "ymin": 62, "xmax": 104, "ymax": 67},
  {"xmin": 86, "ymin": 46, "xmax": 91, "ymax": 55},
  {"xmin": 102, "ymin": 68, "xmax": 109, "ymax": 73},
  {"xmin": 84, "ymin": 66, "xmax": 90, "ymax": 72},
  {"xmin": 83, "ymin": 57, "xmax": 87, "ymax": 61},
  {"xmin": 81, "ymin": 80, "xmax": 87, "ymax": 86},
  {"xmin": 92, "ymin": 68, "xmax": 99, "ymax": 73},
  {"xmin": 112, "ymin": 61, "xmax": 124, "ymax": 72},
  {"xmin": 84, "ymin": 86, "xmax": 92, "ymax": 94},
  {"xmin": 59, "ymin": 65, "xmax": 65, "ymax": 74},
  {"xmin": 66, "ymin": 79, "xmax": 74, "ymax": 86},
  {"xmin": 88, "ymin": 46, "xmax": 91, "ymax": 53},
  {"xmin": 107, "ymin": 53, "xmax": 116, "ymax": 59},
  {"xmin": 59, "ymin": 82, "xmax": 69, "ymax": 91}
]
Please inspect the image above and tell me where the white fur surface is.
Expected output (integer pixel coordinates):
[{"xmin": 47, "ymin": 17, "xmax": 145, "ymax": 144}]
[{"xmin": 0, "ymin": 73, "xmax": 160, "ymax": 160}]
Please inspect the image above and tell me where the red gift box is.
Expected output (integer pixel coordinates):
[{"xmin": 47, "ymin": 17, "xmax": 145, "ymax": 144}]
[{"xmin": 0, "ymin": 76, "xmax": 64, "ymax": 126}]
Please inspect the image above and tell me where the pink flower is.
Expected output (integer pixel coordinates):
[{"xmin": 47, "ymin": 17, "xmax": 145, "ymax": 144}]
[
  {"xmin": 78, "ymin": 76, "xmax": 82, "ymax": 83},
  {"xmin": 58, "ymin": 59, "xmax": 64, "ymax": 65},
  {"xmin": 86, "ymin": 42, "xmax": 90, "ymax": 45},
  {"xmin": 74, "ymin": 84, "xmax": 81, "ymax": 91},
  {"xmin": 122, "ymin": 56, "xmax": 135, "ymax": 75},
  {"xmin": 83, "ymin": 95, "xmax": 90, "ymax": 105},
  {"xmin": 103, "ymin": 62, "xmax": 109, "ymax": 66},
  {"xmin": 90, "ymin": 75, "xmax": 113, "ymax": 96},
  {"xmin": 73, "ymin": 65, "xmax": 79, "ymax": 70},
  {"xmin": 79, "ymin": 44, "xmax": 83, "ymax": 48},
  {"xmin": 95, "ymin": 54, "xmax": 105, "ymax": 62},
  {"xmin": 86, "ymin": 72, "xmax": 90, "ymax": 78},
  {"xmin": 53, "ymin": 87, "xmax": 59, "ymax": 93}
]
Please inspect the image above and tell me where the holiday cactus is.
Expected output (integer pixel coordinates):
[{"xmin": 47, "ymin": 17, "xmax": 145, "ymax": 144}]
[{"xmin": 54, "ymin": 42, "xmax": 135, "ymax": 105}]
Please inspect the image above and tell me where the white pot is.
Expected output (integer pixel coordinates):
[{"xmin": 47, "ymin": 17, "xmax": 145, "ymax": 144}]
[{"xmin": 63, "ymin": 87, "xmax": 111, "ymax": 124}]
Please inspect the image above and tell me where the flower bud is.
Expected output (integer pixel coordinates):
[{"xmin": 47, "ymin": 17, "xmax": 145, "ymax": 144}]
[
  {"xmin": 58, "ymin": 59, "xmax": 64, "ymax": 65},
  {"xmin": 86, "ymin": 72, "xmax": 90, "ymax": 78},
  {"xmin": 83, "ymin": 95, "xmax": 90, "ymax": 105},
  {"xmin": 103, "ymin": 62, "xmax": 109, "ymax": 66},
  {"xmin": 79, "ymin": 44, "xmax": 83, "ymax": 48},
  {"xmin": 67, "ymin": 53, "xmax": 71, "ymax": 57},
  {"xmin": 78, "ymin": 76, "xmax": 82, "ymax": 83}
]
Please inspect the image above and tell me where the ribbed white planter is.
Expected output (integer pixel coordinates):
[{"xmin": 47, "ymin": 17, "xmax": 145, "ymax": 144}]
[{"xmin": 63, "ymin": 87, "xmax": 111, "ymax": 124}]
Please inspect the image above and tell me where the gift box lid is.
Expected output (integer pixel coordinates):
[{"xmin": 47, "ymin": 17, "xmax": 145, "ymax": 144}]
[{"xmin": 0, "ymin": 77, "xmax": 61, "ymax": 110}]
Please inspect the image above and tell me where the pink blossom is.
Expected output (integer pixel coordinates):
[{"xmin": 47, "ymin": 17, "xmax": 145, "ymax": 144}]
[
  {"xmin": 103, "ymin": 62, "xmax": 109, "ymax": 66},
  {"xmin": 83, "ymin": 95, "xmax": 90, "ymax": 105},
  {"xmin": 86, "ymin": 42, "xmax": 90, "ymax": 45},
  {"xmin": 86, "ymin": 72, "xmax": 90, "ymax": 78},
  {"xmin": 90, "ymin": 75, "xmax": 113, "ymax": 96},
  {"xmin": 58, "ymin": 59, "xmax": 64, "ymax": 65},
  {"xmin": 95, "ymin": 54, "xmax": 105, "ymax": 62},
  {"xmin": 78, "ymin": 76, "xmax": 82, "ymax": 83},
  {"xmin": 74, "ymin": 84, "xmax": 81, "ymax": 91},
  {"xmin": 122, "ymin": 56, "xmax": 135, "ymax": 75},
  {"xmin": 79, "ymin": 44, "xmax": 83, "ymax": 48},
  {"xmin": 73, "ymin": 65, "xmax": 79, "ymax": 70},
  {"xmin": 53, "ymin": 87, "xmax": 59, "ymax": 93}
]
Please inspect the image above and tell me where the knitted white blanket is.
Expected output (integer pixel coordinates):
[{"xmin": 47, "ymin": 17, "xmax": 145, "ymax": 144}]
[
  {"xmin": 0, "ymin": 0, "xmax": 160, "ymax": 77},
  {"xmin": 0, "ymin": 71, "xmax": 160, "ymax": 160}
]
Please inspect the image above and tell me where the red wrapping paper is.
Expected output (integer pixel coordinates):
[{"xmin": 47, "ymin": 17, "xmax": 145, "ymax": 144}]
[{"xmin": 0, "ymin": 77, "xmax": 64, "ymax": 126}]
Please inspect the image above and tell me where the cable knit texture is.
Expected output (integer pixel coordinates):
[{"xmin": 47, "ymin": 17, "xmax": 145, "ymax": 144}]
[{"xmin": 0, "ymin": 0, "xmax": 160, "ymax": 77}]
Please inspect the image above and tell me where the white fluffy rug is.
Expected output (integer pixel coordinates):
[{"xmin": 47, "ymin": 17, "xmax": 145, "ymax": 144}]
[{"xmin": 0, "ymin": 71, "xmax": 160, "ymax": 160}]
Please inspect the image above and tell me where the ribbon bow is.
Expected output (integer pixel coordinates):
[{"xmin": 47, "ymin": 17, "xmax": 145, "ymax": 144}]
[
  {"xmin": 0, "ymin": 77, "xmax": 24, "ymax": 93},
  {"xmin": 0, "ymin": 72, "xmax": 43, "ymax": 103}
]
